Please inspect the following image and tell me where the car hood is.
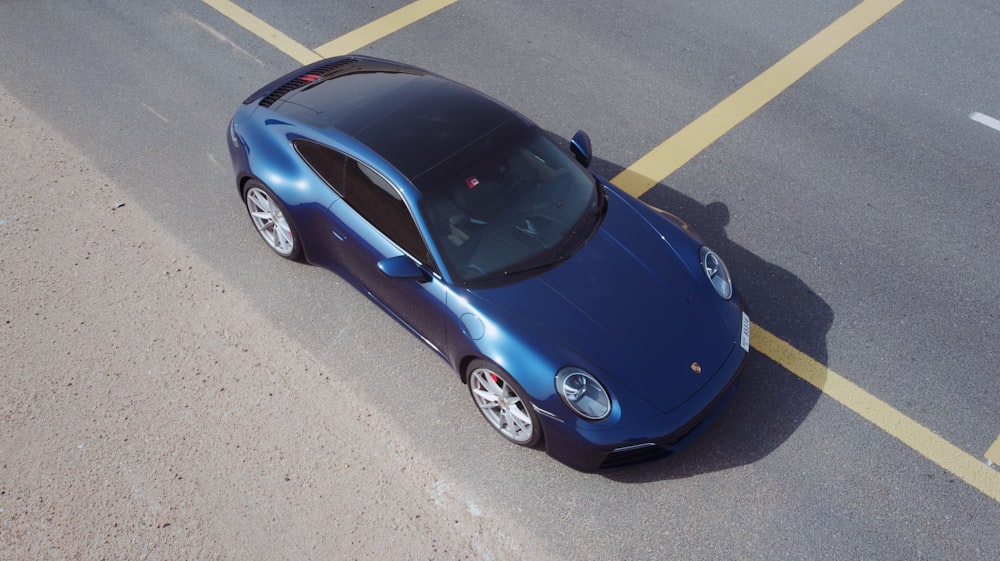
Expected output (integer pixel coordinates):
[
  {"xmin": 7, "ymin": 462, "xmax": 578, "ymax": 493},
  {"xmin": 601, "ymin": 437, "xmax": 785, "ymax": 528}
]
[{"xmin": 471, "ymin": 195, "xmax": 738, "ymax": 414}]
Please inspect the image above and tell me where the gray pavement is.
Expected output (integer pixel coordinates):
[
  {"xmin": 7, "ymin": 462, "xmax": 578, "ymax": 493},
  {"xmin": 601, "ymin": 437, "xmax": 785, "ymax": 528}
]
[{"xmin": 1, "ymin": 1, "xmax": 997, "ymax": 559}]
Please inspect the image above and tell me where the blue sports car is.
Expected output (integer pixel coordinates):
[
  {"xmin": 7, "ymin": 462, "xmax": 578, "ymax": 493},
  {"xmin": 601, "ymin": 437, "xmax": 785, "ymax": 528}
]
[{"xmin": 227, "ymin": 56, "xmax": 750, "ymax": 471}]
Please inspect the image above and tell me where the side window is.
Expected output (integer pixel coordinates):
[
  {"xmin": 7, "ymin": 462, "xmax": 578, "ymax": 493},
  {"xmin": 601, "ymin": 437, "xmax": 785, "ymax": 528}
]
[
  {"xmin": 343, "ymin": 158, "xmax": 429, "ymax": 264},
  {"xmin": 294, "ymin": 140, "xmax": 346, "ymax": 195},
  {"xmin": 294, "ymin": 140, "xmax": 430, "ymax": 266}
]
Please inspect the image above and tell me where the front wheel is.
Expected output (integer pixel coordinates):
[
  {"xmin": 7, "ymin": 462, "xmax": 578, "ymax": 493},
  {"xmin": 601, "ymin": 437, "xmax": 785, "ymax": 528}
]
[
  {"xmin": 467, "ymin": 359, "xmax": 542, "ymax": 447},
  {"xmin": 243, "ymin": 180, "xmax": 302, "ymax": 261}
]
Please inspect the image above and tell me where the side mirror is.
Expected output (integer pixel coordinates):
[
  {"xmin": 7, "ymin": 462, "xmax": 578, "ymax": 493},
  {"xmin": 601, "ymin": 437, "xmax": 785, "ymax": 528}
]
[
  {"xmin": 570, "ymin": 130, "xmax": 592, "ymax": 168},
  {"xmin": 377, "ymin": 255, "xmax": 428, "ymax": 282}
]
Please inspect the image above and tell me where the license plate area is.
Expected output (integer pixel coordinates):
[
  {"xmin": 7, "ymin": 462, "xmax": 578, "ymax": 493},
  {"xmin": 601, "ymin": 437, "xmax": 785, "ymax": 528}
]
[{"xmin": 740, "ymin": 312, "xmax": 751, "ymax": 352}]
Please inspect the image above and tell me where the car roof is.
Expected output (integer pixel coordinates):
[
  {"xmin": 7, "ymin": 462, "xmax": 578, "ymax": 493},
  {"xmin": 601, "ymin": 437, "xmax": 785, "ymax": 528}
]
[{"xmin": 265, "ymin": 57, "xmax": 530, "ymax": 192}]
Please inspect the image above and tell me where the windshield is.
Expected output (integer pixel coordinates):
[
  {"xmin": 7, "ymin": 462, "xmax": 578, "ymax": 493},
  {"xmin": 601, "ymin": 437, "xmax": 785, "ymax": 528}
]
[{"xmin": 419, "ymin": 128, "xmax": 603, "ymax": 285}]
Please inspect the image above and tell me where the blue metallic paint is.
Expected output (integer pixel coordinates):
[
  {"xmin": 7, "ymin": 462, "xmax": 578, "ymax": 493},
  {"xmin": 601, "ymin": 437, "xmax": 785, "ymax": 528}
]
[{"xmin": 227, "ymin": 56, "xmax": 748, "ymax": 471}]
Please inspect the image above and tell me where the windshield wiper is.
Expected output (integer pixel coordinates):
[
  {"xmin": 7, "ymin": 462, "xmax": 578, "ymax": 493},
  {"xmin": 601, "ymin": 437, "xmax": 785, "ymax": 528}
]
[
  {"xmin": 465, "ymin": 185, "xmax": 607, "ymax": 287},
  {"xmin": 554, "ymin": 184, "xmax": 607, "ymax": 260},
  {"xmin": 465, "ymin": 256, "xmax": 568, "ymax": 286}
]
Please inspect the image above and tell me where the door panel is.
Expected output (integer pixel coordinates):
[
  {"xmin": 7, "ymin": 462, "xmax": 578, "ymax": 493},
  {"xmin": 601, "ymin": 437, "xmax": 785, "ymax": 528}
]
[{"xmin": 326, "ymin": 199, "xmax": 449, "ymax": 355}]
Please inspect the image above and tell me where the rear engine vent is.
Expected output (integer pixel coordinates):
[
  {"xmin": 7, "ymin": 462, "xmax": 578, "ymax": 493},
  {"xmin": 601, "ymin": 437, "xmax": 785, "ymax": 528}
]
[{"xmin": 258, "ymin": 58, "xmax": 356, "ymax": 108}]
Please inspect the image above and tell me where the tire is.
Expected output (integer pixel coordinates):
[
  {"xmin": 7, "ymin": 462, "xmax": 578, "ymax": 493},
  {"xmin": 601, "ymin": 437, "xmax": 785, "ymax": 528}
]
[
  {"xmin": 467, "ymin": 359, "xmax": 542, "ymax": 447},
  {"xmin": 243, "ymin": 180, "xmax": 302, "ymax": 261}
]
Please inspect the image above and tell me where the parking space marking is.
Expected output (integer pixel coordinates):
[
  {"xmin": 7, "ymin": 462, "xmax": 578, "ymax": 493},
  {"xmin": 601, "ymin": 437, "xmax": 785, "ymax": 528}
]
[
  {"xmin": 753, "ymin": 324, "xmax": 1000, "ymax": 502},
  {"xmin": 199, "ymin": 0, "xmax": 998, "ymax": 502},
  {"xmin": 607, "ymin": 0, "xmax": 1000, "ymax": 502},
  {"xmin": 203, "ymin": 0, "xmax": 460, "ymax": 63},
  {"xmin": 177, "ymin": 10, "xmax": 266, "ymax": 65},
  {"xmin": 201, "ymin": 0, "xmax": 321, "ymax": 63},
  {"xmin": 970, "ymin": 112, "xmax": 1000, "ymax": 133},
  {"xmin": 140, "ymin": 102, "xmax": 170, "ymax": 123},
  {"xmin": 315, "ymin": 0, "xmax": 460, "ymax": 58},
  {"xmin": 612, "ymin": 0, "xmax": 907, "ymax": 197}
]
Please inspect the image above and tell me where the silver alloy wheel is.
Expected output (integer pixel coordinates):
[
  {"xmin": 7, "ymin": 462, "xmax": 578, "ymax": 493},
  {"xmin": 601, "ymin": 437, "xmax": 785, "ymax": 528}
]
[
  {"xmin": 469, "ymin": 365, "xmax": 535, "ymax": 444},
  {"xmin": 245, "ymin": 186, "xmax": 295, "ymax": 257}
]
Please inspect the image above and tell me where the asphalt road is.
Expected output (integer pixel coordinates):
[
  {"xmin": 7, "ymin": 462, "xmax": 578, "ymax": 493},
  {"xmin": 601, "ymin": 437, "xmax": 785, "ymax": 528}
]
[{"xmin": 2, "ymin": 1, "xmax": 998, "ymax": 559}]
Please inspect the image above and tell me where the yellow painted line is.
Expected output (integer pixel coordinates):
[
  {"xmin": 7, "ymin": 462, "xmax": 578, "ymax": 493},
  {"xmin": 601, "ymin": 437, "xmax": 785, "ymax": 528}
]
[
  {"xmin": 200, "ymin": 0, "xmax": 996, "ymax": 502},
  {"xmin": 986, "ymin": 435, "xmax": 1000, "ymax": 467},
  {"xmin": 752, "ymin": 324, "xmax": 1000, "ymax": 502},
  {"xmin": 609, "ymin": 0, "xmax": 1000, "ymax": 503},
  {"xmin": 201, "ymin": 0, "xmax": 321, "ymax": 64},
  {"xmin": 612, "ymin": 0, "xmax": 907, "ymax": 197},
  {"xmin": 202, "ymin": 0, "xmax": 458, "ymax": 63},
  {"xmin": 315, "ymin": 0, "xmax": 461, "ymax": 57}
]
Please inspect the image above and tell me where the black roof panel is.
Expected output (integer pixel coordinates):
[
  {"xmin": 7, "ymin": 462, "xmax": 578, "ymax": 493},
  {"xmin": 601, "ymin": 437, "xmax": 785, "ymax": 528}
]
[{"xmin": 272, "ymin": 69, "xmax": 522, "ymax": 182}]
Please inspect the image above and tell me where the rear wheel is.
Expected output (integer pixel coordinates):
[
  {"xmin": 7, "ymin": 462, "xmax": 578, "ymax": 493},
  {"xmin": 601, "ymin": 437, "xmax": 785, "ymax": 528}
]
[
  {"xmin": 243, "ymin": 180, "xmax": 302, "ymax": 261},
  {"xmin": 467, "ymin": 359, "xmax": 542, "ymax": 447}
]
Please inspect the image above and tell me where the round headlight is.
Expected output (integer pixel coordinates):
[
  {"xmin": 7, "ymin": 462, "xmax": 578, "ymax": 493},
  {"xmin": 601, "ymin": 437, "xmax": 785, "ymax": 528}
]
[
  {"xmin": 700, "ymin": 246, "xmax": 733, "ymax": 300},
  {"xmin": 555, "ymin": 368, "xmax": 611, "ymax": 420}
]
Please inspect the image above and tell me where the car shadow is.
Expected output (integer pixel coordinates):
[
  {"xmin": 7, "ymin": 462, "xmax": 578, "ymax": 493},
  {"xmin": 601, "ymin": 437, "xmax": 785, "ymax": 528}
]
[{"xmin": 571, "ymin": 144, "xmax": 833, "ymax": 483}]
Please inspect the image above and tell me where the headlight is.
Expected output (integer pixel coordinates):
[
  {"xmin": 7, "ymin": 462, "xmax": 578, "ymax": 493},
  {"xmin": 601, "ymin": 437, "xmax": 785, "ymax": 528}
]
[
  {"xmin": 229, "ymin": 120, "xmax": 240, "ymax": 148},
  {"xmin": 700, "ymin": 246, "xmax": 733, "ymax": 300},
  {"xmin": 556, "ymin": 368, "xmax": 611, "ymax": 420}
]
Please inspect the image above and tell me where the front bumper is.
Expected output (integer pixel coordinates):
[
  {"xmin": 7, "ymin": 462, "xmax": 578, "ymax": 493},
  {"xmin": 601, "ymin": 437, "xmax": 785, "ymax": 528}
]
[{"xmin": 540, "ymin": 341, "xmax": 749, "ymax": 472}]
